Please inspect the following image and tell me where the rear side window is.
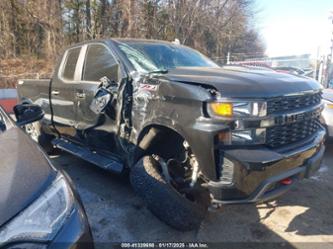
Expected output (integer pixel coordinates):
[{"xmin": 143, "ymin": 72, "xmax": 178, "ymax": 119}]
[
  {"xmin": 83, "ymin": 44, "xmax": 118, "ymax": 81},
  {"xmin": 62, "ymin": 47, "xmax": 81, "ymax": 80}
]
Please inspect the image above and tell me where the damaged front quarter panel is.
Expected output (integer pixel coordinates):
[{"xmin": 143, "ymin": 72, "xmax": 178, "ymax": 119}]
[
  {"xmin": 130, "ymin": 75, "xmax": 226, "ymax": 179},
  {"xmin": 131, "ymin": 75, "xmax": 214, "ymax": 141}
]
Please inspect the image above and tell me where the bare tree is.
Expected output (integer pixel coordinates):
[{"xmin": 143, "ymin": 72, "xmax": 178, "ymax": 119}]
[
  {"xmin": 0, "ymin": 0, "xmax": 265, "ymax": 63},
  {"xmin": 86, "ymin": 0, "xmax": 92, "ymax": 38}
]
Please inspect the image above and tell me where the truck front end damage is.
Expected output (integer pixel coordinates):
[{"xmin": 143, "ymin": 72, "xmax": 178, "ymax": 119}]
[
  {"xmin": 131, "ymin": 73, "xmax": 325, "ymax": 209},
  {"xmin": 190, "ymin": 90, "xmax": 325, "ymax": 206},
  {"xmin": 111, "ymin": 39, "xmax": 325, "ymax": 230}
]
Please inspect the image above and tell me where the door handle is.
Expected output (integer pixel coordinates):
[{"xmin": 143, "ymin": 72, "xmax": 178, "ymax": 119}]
[
  {"xmin": 51, "ymin": 90, "xmax": 60, "ymax": 95},
  {"xmin": 76, "ymin": 92, "xmax": 86, "ymax": 99}
]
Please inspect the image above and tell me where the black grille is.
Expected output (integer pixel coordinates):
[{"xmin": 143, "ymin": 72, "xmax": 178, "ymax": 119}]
[
  {"xmin": 267, "ymin": 92, "xmax": 322, "ymax": 115},
  {"xmin": 266, "ymin": 119, "xmax": 321, "ymax": 148}
]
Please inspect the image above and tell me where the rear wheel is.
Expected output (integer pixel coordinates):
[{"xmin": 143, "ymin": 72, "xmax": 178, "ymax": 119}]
[
  {"xmin": 130, "ymin": 153, "xmax": 210, "ymax": 231},
  {"xmin": 25, "ymin": 122, "xmax": 54, "ymax": 153}
]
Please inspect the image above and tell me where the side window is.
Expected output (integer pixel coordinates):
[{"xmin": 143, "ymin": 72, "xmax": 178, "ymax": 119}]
[
  {"xmin": 83, "ymin": 44, "xmax": 118, "ymax": 82},
  {"xmin": 62, "ymin": 47, "xmax": 81, "ymax": 80}
]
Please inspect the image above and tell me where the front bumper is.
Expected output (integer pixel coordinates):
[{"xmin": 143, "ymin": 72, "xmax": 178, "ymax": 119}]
[{"xmin": 205, "ymin": 129, "xmax": 325, "ymax": 205}]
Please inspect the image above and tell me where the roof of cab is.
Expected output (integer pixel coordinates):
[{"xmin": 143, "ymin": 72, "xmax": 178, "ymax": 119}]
[
  {"xmin": 113, "ymin": 38, "xmax": 175, "ymax": 45},
  {"xmin": 66, "ymin": 38, "xmax": 174, "ymax": 49}
]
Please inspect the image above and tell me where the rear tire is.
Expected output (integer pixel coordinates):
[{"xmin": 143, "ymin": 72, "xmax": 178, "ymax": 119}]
[
  {"xmin": 130, "ymin": 156, "xmax": 208, "ymax": 231},
  {"xmin": 25, "ymin": 122, "xmax": 54, "ymax": 154}
]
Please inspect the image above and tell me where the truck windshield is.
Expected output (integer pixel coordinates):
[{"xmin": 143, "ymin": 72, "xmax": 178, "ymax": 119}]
[{"xmin": 116, "ymin": 41, "xmax": 219, "ymax": 73}]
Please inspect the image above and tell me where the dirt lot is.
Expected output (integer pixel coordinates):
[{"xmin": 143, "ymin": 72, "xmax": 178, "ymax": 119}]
[{"xmin": 50, "ymin": 143, "xmax": 333, "ymax": 248}]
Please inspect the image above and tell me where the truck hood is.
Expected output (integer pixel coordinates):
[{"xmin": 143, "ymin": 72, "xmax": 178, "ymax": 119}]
[
  {"xmin": 0, "ymin": 126, "xmax": 56, "ymax": 226},
  {"xmin": 161, "ymin": 67, "xmax": 322, "ymax": 98}
]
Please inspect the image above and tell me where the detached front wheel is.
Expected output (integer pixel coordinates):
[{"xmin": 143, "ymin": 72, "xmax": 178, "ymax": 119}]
[{"xmin": 130, "ymin": 155, "xmax": 209, "ymax": 231}]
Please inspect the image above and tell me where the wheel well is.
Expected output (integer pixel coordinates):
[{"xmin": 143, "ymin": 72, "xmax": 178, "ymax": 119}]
[{"xmin": 135, "ymin": 125, "xmax": 186, "ymax": 163}]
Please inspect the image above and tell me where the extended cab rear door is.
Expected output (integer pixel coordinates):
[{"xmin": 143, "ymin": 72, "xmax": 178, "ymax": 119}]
[
  {"xmin": 74, "ymin": 43, "xmax": 121, "ymax": 130},
  {"xmin": 51, "ymin": 46, "xmax": 82, "ymax": 133}
]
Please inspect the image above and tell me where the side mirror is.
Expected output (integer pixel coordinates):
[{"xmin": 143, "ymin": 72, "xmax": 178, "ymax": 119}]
[{"xmin": 14, "ymin": 104, "xmax": 44, "ymax": 126}]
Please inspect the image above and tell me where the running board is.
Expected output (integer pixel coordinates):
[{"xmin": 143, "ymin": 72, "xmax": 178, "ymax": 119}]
[{"xmin": 52, "ymin": 138, "xmax": 124, "ymax": 173}]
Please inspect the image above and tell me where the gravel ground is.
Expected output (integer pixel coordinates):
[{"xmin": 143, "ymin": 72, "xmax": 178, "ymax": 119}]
[{"xmin": 50, "ymin": 143, "xmax": 333, "ymax": 248}]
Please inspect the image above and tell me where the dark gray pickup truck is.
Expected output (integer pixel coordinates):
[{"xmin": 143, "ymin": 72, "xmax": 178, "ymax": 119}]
[{"xmin": 18, "ymin": 39, "xmax": 325, "ymax": 231}]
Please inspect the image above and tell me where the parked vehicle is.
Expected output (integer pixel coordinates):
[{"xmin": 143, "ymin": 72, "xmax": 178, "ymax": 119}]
[
  {"xmin": 321, "ymin": 88, "xmax": 333, "ymax": 138},
  {"xmin": 18, "ymin": 39, "xmax": 325, "ymax": 231},
  {"xmin": 0, "ymin": 104, "xmax": 93, "ymax": 248}
]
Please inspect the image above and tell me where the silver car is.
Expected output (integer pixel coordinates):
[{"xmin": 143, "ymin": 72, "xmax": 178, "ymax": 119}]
[{"xmin": 322, "ymin": 89, "xmax": 333, "ymax": 137}]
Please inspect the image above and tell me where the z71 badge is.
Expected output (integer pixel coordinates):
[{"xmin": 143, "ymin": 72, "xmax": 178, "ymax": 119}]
[{"xmin": 139, "ymin": 83, "xmax": 158, "ymax": 91}]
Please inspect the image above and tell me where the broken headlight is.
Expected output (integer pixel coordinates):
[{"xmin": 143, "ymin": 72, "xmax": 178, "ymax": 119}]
[
  {"xmin": 208, "ymin": 101, "xmax": 267, "ymax": 118},
  {"xmin": 0, "ymin": 174, "xmax": 74, "ymax": 247}
]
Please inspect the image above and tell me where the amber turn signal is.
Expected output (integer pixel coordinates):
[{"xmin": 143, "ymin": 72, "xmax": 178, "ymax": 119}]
[
  {"xmin": 210, "ymin": 102, "xmax": 233, "ymax": 117},
  {"xmin": 326, "ymin": 103, "xmax": 333, "ymax": 109}
]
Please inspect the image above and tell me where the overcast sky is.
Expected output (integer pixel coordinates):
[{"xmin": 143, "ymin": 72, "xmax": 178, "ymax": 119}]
[{"xmin": 256, "ymin": 0, "xmax": 333, "ymax": 57}]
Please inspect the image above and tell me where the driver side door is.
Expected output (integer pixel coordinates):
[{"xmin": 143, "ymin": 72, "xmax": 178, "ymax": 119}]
[{"xmin": 74, "ymin": 43, "xmax": 120, "ymax": 130}]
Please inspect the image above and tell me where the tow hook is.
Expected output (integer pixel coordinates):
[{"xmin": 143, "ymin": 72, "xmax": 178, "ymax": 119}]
[{"xmin": 280, "ymin": 177, "xmax": 293, "ymax": 185}]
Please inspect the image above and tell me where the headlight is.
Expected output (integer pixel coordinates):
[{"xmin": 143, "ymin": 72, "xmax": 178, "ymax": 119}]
[
  {"xmin": 0, "ymin": 174, "xmax": 74, "ymax": 247},
  {"xmin": 322, "ymin": 99, "xmax": 333, "ymax": 109},
  {"xmin": 218, "ymin": 128, "xmax": 266, "ymax": 145},
  {"xmin": 208, "ymin": 101, "xmax": 267, "ymax": 118}
]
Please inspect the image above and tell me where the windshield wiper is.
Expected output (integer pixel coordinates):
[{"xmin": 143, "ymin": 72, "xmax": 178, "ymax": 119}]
[{"xmin": 148, "ymin": 69, "xmax": 169, "ymax": 74}]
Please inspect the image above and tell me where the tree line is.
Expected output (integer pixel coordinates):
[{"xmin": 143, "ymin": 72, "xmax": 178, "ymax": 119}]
[{"xmin": 0, "ymin": 0, "xmax": 265, "ymax": 63}]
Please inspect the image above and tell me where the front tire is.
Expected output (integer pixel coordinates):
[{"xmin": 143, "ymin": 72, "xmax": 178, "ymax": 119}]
[{"xmin": 130, "ymin": 156, "xmax": 208, "ymax": 231}]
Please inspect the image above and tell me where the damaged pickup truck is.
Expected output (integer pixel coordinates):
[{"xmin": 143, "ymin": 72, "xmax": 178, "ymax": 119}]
[{"xmin": 18, "ymin": 39, "xmax": 325, "ymax": 231}]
